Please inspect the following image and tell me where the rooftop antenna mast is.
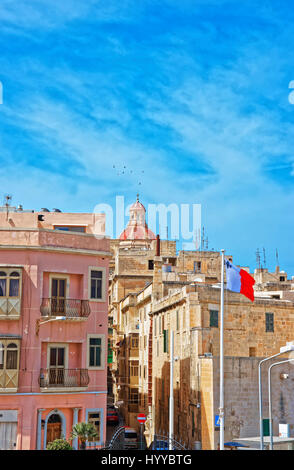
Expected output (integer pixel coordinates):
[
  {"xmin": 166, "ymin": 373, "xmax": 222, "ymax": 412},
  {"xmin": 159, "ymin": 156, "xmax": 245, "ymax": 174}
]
[
  {"xmin": 4, "ymin": 194, "xmax": 12, "ymax": 220},
  {"xmin": 256, "ymin": 248, "xmax": 261, "ymax": 270},
  {"xmin": 276, "ymin": 248, "xmax": 280, "ymax": 271},
  {"xmin": 201, "ymin": 226, "xmax": 205, "ymax": 251},
  {"xmin": 262, "ymin": 247, "xmax": 266, "ymax": 269}
]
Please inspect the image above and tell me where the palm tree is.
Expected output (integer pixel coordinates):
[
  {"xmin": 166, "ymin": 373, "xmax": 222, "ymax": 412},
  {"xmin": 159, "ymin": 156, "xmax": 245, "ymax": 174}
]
[{"xmin": 71, "ymin": 422, "xmax": 98, "ymax": 450}]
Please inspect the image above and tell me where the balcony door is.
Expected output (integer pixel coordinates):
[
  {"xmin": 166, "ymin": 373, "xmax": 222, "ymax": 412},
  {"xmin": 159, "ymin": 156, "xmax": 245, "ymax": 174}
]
[
  {"xmin": 51, "ymin": 278, "xmax": 66, "ymax": 315},
  {"xmin": 49, "ymin": 347, "xmax": 65, "ymax": 385}
]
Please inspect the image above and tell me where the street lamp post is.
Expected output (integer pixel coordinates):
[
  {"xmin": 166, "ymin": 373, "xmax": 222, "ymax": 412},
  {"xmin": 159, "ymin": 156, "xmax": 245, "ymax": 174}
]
[
  {"xmin": 169, "ymin": 330, "xmax": 179, "ymax": 450},
  {"xmin": 219, "ymin": 249, "xmax": 225, "ymax": 450},
  {"xmin": 268, "ymin": 358, "xmax": 294, "ymax": 450},
  {"xmin": 36, "ymin": 316, "xmax": 66, "ymax": 335},
  {"xmin": 169, "ymin": 330, "xmax": 174, "ymax": 451},
  {"xmin": 259, "ymin": 343, "xmax": 294, "ymax": 450}
]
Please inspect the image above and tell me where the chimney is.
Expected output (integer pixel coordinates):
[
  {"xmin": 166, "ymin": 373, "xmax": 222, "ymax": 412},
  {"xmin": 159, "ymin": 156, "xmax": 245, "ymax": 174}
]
[
  {"xmin": 156, "ymin": 234, "xmax": 160, "ymax": 257},
  {"xmin": 152, "ymin": 235, "xmax": 163, "ymax": 302}
]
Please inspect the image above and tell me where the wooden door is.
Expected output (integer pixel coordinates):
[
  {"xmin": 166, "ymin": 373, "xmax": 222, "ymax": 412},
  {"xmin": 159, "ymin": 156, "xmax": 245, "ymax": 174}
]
[
  {"xmin": 51, "ymin": 278, "xmax": 66, "ymax": 314},
  {"xmin": 46, "ymin": 422, "xmax": 62, "ymax": 444},
  {"xmin": 49, "ymin": 347, "xmax": 65, "ymax": 385}
]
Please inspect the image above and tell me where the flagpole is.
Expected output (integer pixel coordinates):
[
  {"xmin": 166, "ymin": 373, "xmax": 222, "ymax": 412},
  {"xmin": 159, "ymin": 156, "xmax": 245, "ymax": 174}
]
[{"xmin": 219, "ymin": 249, "xmax": 225, "ymax": 450}]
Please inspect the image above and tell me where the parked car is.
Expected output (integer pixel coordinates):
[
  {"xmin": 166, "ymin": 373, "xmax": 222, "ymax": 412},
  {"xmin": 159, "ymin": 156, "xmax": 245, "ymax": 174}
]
[
  {"xmin": 106, "ymin": 409, "xmax": 119, "ymax": 425},
  {"xmin": 149, "ymin": 440, "xmax": 169, "ymax": 450},
  {"xmin": 124, "ymin": 427, "xmax": 138, "ymax": 449}
]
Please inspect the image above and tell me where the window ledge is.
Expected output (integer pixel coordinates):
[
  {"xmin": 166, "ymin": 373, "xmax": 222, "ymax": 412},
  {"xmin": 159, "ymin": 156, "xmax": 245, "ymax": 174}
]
[
  {"xmin": 0, "ymin": 388, "xmax": 18, "ymax": 393},
  {"xmin": 0, "ymin": 316, "xmax": 20, "ymax": 320}
]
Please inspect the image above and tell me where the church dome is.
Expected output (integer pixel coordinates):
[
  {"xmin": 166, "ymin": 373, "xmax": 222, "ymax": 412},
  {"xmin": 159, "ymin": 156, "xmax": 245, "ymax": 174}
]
[{"xmin": 119, "ymin": 195, "xmax": 156, "ymax": 240}]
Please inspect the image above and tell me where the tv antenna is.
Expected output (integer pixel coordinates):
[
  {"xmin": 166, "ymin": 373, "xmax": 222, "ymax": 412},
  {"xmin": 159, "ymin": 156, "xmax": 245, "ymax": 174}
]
[
  {"xmin": 262, "ymin": 247, "xmax": 266, "ymax": 269},
  {"xmin": 4, "ymin": 194, "xmax": 12, "ymax": 220},
  {"xmin": 276, "ymin": 248, "xmax": 279, "ymax": 268},
  {"xmin": 256, "ymin": 248, "xmax": 261, "ymax": 270}
]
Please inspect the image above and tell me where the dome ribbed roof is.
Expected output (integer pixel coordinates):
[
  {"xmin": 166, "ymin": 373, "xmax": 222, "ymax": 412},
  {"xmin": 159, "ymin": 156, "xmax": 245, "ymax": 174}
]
[{"xmin": 119, "ymin": 195, "xmax": 156, "ymax": 240}]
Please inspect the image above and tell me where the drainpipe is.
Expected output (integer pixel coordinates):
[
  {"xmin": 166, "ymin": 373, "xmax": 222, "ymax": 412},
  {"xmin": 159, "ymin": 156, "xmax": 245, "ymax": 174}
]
[
  {"xmin": 72, "ymin": 408, "xmax": 80, "ymax": 450},
  {"xmin": 36, "ymin": 409, "xmax": 45, "ymax": 450}
]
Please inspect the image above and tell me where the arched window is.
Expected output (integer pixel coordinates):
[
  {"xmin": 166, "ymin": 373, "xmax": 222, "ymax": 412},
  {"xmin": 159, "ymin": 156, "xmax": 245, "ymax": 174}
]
[
  {"xmin": 0, "ymin": 272, "xmax": 7, "ymax": 297},
  {"xmin": 0, "ymin": 340, "xmax": 19, "ymax": 372},
  {"xmin": 0, "ymin": 270, "xmax": 21, "ymax": 298},
  {"xmin": 0, "ymin": 342, "xmax": 4, "ymax": 369},
  {"xmin": 9, "ymin": 272, "xmax": 20, "ymax": 297},
  {"xmin": 48, "ymin": 413, "xmax": 62, "ymax": 424}
]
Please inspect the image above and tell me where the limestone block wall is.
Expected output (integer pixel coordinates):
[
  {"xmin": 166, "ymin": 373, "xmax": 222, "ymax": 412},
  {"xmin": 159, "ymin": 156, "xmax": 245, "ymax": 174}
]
[{"xmin": 211, "ymin": 356, "xmax": 294, "ymax": 448}]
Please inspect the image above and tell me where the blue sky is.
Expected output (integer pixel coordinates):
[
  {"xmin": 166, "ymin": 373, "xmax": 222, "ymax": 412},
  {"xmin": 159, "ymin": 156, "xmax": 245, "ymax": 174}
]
[{"xmin": 0, "ymin": 0, "xmax": 294, "ymax": 273}]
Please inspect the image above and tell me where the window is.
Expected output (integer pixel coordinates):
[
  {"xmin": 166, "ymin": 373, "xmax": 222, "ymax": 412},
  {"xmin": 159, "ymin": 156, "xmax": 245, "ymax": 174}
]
[
  {"xmin": 87, "ymin": 411, "xmax": 101, "ymax": 443},
  {"xmin": 54, "ymin": 225, "xmax": 85, "ymax": 233},
  {"xmin": 0, "ymin": 339, "xmax": 20, "ymax": 389},
  {"xmin": 249, "ymin": 347, "xmax": 256, "ymax": 357},
  {"xmin": 266, "ymin": 313, "xmax": 274, "ymax": 332},
  {"xmin": 89, "ymin": 338, "xmax": 101, "ymax": 367},
  {"xmin": 129, "ymin": 388, "xmax": 139, "ymax": 404},
  {"xmin": 280, "ymin": 276, "xmax": 285, "ymax": 282},
  {"xmin": 176, "ymin": 310, "xmax": 179, "ymax": 330},
  {"xmin": 130, "ymin": 361, "xmax": 139, "ymax": 377},
  {"xmin": 87, "ymin": 335, "xmax": 105, "ymax": 369},
  {"xmin": 194, "ymin": 261, "xmax": 201, "ymax": 273},
  {"xmin": 148, "ymin": 260, "xmax": 154, "ymax": 270},
  {"xmin": 163, "ymin": 329, "xmax": 169, "ymax": 353},
  {"xmin": 0, "ymin": 270, "xmax": 20, "ymax": 298},
  {"xmin": 131, "ymin": 337, "xmax": 139, "ymax": 349},
  {"xmin": 210, "ymin": 310, "xmax": 218, "ymax": 328},
  {"xmin": 90, "ymin": 270, "xmax": 103, "ymax": 299}
]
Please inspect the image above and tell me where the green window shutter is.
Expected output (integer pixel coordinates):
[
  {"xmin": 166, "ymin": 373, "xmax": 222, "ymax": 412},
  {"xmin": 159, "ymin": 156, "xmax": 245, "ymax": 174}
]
[
  {"xmin": 263, "ymin": 418, "xmax": 270, "ymax": 436},
  {"xmin": 163, "ymin": 330, "xmax": 167, "ymax": 353},
  {"xmin": 210, "ymin": 310, "xmax": 218, "ymax": 328},
  {"xmin": 265, "ymin": 313, "xmax": 274, "ymax": 332},
  {"xmin": 163, "ymin": 329, "xmax": 169, "ymax": 353}
]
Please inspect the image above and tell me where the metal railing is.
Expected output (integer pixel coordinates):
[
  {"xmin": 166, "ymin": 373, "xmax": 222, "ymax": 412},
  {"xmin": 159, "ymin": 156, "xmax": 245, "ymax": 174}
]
[
  {"xmin": 39, "ymin": 368, "xmax": 90, "ymax": 388},
  {"xmin": 40, "ymin": 298, "xmax": 91, "ymax": 318}
]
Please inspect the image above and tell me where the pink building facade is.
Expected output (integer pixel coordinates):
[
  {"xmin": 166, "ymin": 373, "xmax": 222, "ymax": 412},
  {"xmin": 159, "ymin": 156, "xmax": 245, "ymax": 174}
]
[{"xmin": 0, "ymin": 209, "xmax": 110, "ymax": 449}]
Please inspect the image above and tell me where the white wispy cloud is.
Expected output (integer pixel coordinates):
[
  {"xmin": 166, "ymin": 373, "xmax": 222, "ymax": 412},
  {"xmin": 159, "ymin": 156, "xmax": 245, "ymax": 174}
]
[{"xmin": 0, "ymin": 0, "xmax": 294, "ymax": 271}]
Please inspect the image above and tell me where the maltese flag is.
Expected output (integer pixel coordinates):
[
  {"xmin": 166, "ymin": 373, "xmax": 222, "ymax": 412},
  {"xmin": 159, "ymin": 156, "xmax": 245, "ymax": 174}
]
[{"xmin": 225, "ymin": 259, "xmax": 255, "ymax": 302}]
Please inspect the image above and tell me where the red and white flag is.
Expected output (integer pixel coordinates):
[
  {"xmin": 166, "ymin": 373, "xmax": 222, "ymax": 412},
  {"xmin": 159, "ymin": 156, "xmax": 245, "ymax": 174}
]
[{"xmin": 225, "ymin": 259, "xmax": 255, "ymax": 302}]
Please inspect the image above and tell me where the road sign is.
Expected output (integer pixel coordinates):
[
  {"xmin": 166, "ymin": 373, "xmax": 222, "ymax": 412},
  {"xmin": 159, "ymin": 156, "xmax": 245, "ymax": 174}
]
[
  {"xmin": 137, "ymin": 413, "xmax": 146, "ymax": 424},
  {"xmin": 215, "ymin": 415, "xmax": 220, "ymax": 427}
]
